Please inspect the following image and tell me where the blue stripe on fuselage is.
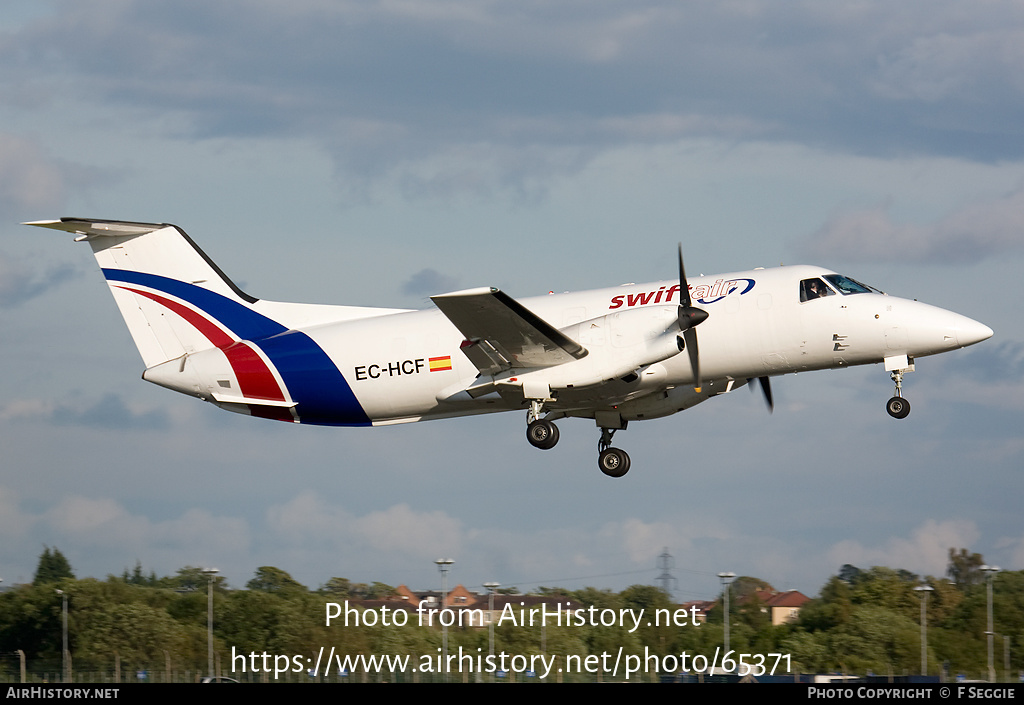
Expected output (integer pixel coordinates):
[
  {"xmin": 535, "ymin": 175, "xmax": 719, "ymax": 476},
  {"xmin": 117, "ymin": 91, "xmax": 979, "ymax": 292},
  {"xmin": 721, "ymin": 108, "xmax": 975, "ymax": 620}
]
[{"xmin": 103, "ymin": 269, "xmax": 371, "ymax": 426}]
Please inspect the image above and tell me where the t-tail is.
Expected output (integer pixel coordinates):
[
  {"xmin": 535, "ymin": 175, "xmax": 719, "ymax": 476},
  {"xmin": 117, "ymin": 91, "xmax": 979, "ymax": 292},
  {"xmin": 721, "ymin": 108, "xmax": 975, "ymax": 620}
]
[{"xmin": 27, "ymin": 218, "xmax": 376, "ymax": 426}]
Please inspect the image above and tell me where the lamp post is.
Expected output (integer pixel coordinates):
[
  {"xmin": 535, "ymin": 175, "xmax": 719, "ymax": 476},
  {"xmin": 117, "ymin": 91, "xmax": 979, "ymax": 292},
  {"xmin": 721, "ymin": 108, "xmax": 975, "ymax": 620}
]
[
  {"xmin": 981, "ymin": 565, "xmax": 1000, "ymax": 682},
  {"xmin": 717, "ymin": 571, "xmax": 736, "ymax": 671},
  {"xmin": 914, "ymin": 585, "xmax": 933, "ymax": 675},
  {"xmin": 484, "ymin": 582, "xmax": 500, "ymax": 683},
  {"xmin": 435, "ymin": 558, "xmax": 454, "ymax": 682},
  {"xmin": 56, "ymin": 589, "xmax": 69, "ymax": 682},
  {"xmin": 487, "ymin": 582, "xmax": 503, "ymax": 680},
  {"xmin": 201, "ymin": 568, "xmax": 219, "ymax": 679}
]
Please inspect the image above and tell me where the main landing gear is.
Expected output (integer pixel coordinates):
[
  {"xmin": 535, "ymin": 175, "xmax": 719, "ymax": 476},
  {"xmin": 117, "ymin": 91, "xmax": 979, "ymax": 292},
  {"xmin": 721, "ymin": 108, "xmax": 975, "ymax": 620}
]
[
  {"xmin": 526, "ymin": 418, "xmax": 559, "ymax": 449},
  {"xmin": 598, "ymin": 427, "xmax": 630, "ymax": 478},
  {"xmin": 886, "ymin": 369, "xmax": 911, "ymax": 419},
  {"xmin": 524, "ymin": 401, "xmax": 631, "ymax": 477},
  {"xmin": 526, "ymin": 400, "xmax": 560, "ymax": 450}
]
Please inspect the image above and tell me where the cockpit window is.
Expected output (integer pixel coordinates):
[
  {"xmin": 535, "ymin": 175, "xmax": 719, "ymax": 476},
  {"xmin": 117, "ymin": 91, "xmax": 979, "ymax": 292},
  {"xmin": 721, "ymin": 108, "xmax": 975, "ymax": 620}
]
[
  {"xmin": 800, "ymin": 278, "xmax": 835, "ymax": 302},
  {"xmin": 823, "ymin": 274, "xmax": 882, "ymax": 295}
]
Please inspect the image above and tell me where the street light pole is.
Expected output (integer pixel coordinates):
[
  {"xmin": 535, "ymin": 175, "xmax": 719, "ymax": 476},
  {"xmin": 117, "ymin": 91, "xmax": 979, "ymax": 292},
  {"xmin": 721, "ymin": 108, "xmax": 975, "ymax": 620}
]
[
  {"xmin": 982, "ymin": 565, "xmax": 1000, "ymax": 682},
  {"xmin": 484, "ymin": 582, "xmax": 500, "ymax": 683},
  {"xmin": 56, "ymin": 590, "xmax": 69, "ymax": 682},
  {"xmin": 914, "ymin": 585, "xmax": 933, "ymax": 675},
  {"xmin": 717, "ymin": 571, "xmax": 736, "ymax": 672},
  {"xmin": 435, "ymin": 558, "xmax": 454, "ymax": 682},
  {"xmin": 202, "ymin": 568, "xmax": 219, "ymax": 679}
]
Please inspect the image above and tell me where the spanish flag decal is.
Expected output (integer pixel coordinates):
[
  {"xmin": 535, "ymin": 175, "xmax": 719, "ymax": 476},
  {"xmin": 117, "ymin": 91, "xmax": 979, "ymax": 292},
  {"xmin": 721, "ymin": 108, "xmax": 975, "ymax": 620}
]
[{"xmin": 429, "ymin": 356, "xmax": 452, "ymax": 372}]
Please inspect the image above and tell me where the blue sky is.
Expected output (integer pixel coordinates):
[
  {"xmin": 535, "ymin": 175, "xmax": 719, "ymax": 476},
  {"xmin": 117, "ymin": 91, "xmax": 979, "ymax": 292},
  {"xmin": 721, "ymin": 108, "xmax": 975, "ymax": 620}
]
[{"xmin": 1, "ymin": 1, "xmax": 1021, "ymax": 602}]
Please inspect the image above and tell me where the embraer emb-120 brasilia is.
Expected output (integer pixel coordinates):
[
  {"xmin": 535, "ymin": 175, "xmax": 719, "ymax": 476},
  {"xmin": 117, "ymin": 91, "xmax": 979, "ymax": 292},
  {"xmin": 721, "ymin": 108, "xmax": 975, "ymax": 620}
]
[{"xmin": 29, "ymin": 218, "xmax": 993, "ymax": 477}]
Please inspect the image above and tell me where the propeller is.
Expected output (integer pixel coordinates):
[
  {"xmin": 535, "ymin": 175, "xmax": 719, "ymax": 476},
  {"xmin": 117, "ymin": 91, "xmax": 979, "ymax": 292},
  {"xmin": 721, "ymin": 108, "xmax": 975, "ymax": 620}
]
[
  {"xmin": 750, "ymin": 376, "xmax": 774, "ymax": 413},
  {"xmin": 676, "ymin": 244, "xmax": 709, "ymax": 392}
]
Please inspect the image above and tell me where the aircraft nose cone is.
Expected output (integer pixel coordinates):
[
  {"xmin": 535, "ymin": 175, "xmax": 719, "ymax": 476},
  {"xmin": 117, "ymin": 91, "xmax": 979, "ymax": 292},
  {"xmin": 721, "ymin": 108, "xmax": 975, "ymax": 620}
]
[{"xmin": 955, "ymin": 317, "xmax": 994, "ymax": 347}]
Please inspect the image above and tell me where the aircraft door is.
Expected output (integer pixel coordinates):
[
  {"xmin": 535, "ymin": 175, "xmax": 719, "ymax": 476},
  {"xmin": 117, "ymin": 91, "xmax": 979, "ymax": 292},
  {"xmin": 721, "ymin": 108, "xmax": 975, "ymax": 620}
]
[{"xmin": 797, "ymin": 277, "xmax": 849, "ymax": 370}]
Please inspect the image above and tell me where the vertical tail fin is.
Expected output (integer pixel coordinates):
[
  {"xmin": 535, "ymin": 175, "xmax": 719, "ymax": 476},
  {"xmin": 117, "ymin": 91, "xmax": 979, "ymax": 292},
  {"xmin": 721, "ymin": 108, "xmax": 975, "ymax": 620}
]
[{"xmin": 26, "ymin": 218, "xmax": 265, "ymax": 368}]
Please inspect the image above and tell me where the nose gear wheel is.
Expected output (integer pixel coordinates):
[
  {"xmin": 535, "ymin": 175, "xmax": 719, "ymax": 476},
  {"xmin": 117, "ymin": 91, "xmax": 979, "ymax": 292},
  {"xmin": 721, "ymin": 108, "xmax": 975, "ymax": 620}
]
[{"xmin": 886, "ymin": 369, "xmax": 911, "ymax": 419}]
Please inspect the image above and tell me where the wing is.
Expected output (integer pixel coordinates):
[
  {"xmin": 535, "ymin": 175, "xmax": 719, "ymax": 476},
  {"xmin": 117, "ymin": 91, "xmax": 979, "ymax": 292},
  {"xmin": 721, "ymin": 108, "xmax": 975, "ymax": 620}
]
[{"xmin": 431, "ymin": 287, "xmax": 587, "ymax": 375}]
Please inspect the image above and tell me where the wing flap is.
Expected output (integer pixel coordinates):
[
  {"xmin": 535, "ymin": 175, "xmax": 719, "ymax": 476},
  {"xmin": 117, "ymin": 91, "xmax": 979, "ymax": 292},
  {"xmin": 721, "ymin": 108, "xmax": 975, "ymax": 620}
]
[{"xmin": 431, "ymin": 287, "xmax": 587, "ymax": 373}]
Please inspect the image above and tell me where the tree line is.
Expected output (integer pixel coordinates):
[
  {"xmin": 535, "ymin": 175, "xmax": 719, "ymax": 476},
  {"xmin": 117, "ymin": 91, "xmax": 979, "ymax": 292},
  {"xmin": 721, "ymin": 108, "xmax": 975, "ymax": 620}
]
[{"xmin": 0, "ymin": 546, "xmax": 1020, "ymax": 681}]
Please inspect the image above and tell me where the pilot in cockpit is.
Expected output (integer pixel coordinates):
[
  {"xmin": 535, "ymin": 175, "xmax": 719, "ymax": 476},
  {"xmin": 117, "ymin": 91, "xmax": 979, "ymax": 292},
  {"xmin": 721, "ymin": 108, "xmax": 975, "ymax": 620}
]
[{"xmin": 800, "ymin": 278, "xmax": 832, "ymax": 302}]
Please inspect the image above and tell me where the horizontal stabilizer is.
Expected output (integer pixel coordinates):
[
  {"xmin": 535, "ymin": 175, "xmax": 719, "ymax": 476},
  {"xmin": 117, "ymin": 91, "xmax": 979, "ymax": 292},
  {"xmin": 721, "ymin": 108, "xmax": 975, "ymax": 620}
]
[{"xmin": 25, "ymin": 218, "xmax": 170, "ymax": 239}]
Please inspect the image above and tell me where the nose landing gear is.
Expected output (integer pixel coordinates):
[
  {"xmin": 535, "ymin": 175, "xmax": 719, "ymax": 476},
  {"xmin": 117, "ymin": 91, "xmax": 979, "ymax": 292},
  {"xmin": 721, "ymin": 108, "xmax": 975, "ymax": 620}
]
[{"xmin": 886, "ymin": 368, "xmax": 911, "ymax": 419}]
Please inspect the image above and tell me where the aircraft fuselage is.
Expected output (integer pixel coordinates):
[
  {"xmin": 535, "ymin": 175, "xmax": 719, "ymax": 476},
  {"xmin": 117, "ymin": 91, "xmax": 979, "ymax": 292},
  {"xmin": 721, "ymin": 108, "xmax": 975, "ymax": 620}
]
[{"xmin": 29, "ymin": 218, "xmax": 992, "ymax": 476}]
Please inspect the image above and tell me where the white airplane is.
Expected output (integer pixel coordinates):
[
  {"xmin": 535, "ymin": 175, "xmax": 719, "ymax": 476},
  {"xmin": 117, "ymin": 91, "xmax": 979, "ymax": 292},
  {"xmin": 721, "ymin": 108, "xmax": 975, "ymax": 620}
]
[{"xmin": 29, "ymin": 218, "xmax": 993, "ymax": 477}]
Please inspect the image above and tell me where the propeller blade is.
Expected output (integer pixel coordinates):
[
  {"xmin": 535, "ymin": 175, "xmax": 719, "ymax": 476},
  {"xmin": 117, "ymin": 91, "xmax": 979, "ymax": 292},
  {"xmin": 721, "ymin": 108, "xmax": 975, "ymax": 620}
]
[
  {"xmin": 678, "ymin": 244, "xmax": 692, "ymax": 307},
  {"xmin": 676, "ymin": 244, "xmax": 707, "ymax": 391},
  {"xmin": 749, "ymin": 376, "xmax": 774, "ymax": 413},
  {"xmin": 683, "ymin": 328, "xmax": 701, "ymax": 392},
  {"xmin": 759, "ymin": 376, "xmax": 774, "ymax": 412}
]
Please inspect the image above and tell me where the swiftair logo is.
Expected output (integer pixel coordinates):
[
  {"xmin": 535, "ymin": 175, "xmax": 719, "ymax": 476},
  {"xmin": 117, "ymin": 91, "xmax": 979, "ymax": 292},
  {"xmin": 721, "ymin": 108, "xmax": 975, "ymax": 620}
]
[{"xmin": 609, "ymin": 278, "xmax": 755, "ymax": 309}]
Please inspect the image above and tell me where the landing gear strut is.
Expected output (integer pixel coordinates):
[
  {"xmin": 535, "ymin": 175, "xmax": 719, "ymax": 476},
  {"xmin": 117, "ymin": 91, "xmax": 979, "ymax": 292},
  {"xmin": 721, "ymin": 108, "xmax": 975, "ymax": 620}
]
[
  {"xmin": 597, "ymin": 427, "xmax": 630, "ymax": 477},
  {"xmin": 886, "ymin": 369, "xmax": 911, "ymax": 419},
  {"xmin": 526, "ymin": 399, "xmax": 559, "ymax": 450}
]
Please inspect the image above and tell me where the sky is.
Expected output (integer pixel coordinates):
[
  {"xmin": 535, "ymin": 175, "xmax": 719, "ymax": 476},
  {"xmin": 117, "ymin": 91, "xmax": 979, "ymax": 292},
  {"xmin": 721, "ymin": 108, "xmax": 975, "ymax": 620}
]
[{"xmin": 1, "ymin": 0, "xmax": 1022, "ymax": 604}]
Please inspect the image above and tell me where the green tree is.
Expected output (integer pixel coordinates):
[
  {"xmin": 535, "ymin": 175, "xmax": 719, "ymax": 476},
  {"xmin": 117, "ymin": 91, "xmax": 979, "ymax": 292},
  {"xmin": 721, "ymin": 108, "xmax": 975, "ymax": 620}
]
[
  {"xmin": 33, "ymin": 546, "xmax": 75, "ymax": 584},
  {"xmin": 62, "ymin": 579, "xmax": 192, "ymax": 671},
  {"xmin": 824, "ymin": 605, "xmax": 918, "ymax": 674},
  {"xmin": 0, "ymin": 581, "xmax": 67, "ymax": 666},
  {"xmin": 157, "ymin": 566, "xmax": 228, "ymax": 593},
  {"xmin": 947, "ymin": 548, "xmax": 985, "ymax": 590},
  {"xmin": 319, "ymin": 577, "xmax": 353, "ymax": 597},
  {"xmin": 619, "ymin": 584, "xmax": 678, "ymax": 653},
  {"xmin": 838, "ymin": 564, "xmax": 863, "ymax": 584},
  {"xmin": 731, "ymin": 576, "xmax": 773, "ymax": 602},
  {"xmin": 246, "ymin": 566, "xmax": 306, "ymax": 595}
]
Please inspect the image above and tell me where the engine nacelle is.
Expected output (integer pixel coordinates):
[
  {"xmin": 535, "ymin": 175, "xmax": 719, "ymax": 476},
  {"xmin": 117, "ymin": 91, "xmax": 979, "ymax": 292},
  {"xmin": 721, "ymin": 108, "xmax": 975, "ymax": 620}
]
[{"xmin": 497, "ymin": 306, "xmax": 684, "ymax": 394}]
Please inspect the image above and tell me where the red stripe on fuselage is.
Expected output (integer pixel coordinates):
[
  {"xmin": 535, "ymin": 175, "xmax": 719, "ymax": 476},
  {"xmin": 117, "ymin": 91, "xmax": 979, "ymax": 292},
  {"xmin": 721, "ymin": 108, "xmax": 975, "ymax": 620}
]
[
  {"xmin": 117, "ymin": 286, "xmax": 291, "ymax": 419},
  {"xmin": 220, "ymin": 341, "xmax": 286, "ymax": 402}
]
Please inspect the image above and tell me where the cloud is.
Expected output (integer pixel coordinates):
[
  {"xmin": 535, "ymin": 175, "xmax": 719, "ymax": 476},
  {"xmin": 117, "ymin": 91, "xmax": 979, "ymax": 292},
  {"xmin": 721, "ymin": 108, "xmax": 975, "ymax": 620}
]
[
  {"xmin": 800, "ymin": 187, "xmax": 1024, "ymax": 264},
  {"xmin": 826, "ymin": 519, "xmax": 981, "ymax": 577},
  {"xmin": 0, "ymin": 134, "xmax": 99, "ymax": 218},
  {"xmin": 9, "ymin": 0, "xmax": 1024, "ymax": 203},
  {"xmin": 2, "ymin": 394, "xmax": 171, "ymax": 430},
  {"xmin": 267, "ymin": 492, "xmax": 464, "ymax": 560},
  {"xmin": 870, "ymin": 29, "xmax": 1024, "ymax": 105},
  {"xmin": 995, "ymin": 535, "xmax": 1024, "ymax": 571},
  {"xmin": 951, "ymin": 340, "xmax": 1024, "ymax": 384},
  {"xmin": 401, "ymin": 268, "xmax": 459, "ymax": 296},
  {"xmin": 0, "ymin": 487, "xmax": 37, "ymax": 542},
  {"xmin": 356, "ymin": 504, "xmax": 463, "ymax": 555},
  {"xmin": 0, "ymin": 251, "xmax": 77, "ymax": 307},
  {"xmin": 51, "ymin": 393, "xmax": 171, "ymax": 431},
  {"xmin": 0, "ymin": 487, "xmax": 250, "ymax": 582},
  {"xmin": 0, "ymin": 134, "xmax": 69, "ymax": 212}
]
